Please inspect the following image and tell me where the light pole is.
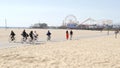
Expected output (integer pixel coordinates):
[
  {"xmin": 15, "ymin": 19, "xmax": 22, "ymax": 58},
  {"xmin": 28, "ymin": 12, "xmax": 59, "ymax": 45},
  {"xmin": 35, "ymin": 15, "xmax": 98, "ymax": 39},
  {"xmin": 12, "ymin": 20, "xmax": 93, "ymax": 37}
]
[{"xmin": 5, "ymin": 18, "xmax": 7, "ymax": 30}]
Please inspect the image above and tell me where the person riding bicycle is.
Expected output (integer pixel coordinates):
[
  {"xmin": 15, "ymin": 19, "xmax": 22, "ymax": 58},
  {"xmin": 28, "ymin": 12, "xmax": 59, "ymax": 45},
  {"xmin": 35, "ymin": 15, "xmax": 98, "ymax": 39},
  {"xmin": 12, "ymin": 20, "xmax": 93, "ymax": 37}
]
[
  {"xmin": 29, "ymin": 31, "xmax": 34, "ymax": 42},
  {"xmin": 21, "ymin": 30, "xmax": 29, "ymax": 41},
  {"xmin": 10, "ymin": 30, "xmax": 16, "ymax": 41},
  {"xmin": 33, "ymin": 31, "xmax": 38, "ymax": 40},
  {"xmin": 46, "ymin": 30, "xmax": 51, "ymax": 41}
]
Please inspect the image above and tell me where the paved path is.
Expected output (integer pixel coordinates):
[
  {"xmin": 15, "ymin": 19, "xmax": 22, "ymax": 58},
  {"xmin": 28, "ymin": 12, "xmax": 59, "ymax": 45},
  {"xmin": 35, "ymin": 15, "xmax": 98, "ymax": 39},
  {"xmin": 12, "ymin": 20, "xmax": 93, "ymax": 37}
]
[{"xmin": 0, "ymin": 32, "xmax": 114, "ymax": 49}]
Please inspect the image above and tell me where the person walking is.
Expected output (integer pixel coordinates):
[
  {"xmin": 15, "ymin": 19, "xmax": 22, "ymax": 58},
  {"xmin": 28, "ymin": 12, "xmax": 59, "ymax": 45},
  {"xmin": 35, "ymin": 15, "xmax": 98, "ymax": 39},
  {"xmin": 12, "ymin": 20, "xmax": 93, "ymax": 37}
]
[
  {"xmin": 70, "ymin": 30, "xmax": 73, "ymax": 40},
  {"xmin": 115, "ymin": 29, "xmax": 119, "ymax": 38},
  {"xmin": 66, "ymin": 30, "xmax": 69, "ymax": 40}
]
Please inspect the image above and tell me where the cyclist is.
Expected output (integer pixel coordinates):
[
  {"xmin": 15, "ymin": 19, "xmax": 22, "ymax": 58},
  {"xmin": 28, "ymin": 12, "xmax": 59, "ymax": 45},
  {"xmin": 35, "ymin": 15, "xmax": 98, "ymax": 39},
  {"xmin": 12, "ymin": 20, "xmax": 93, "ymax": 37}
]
[
  {"xmin": 46, "ymin": 30, "xmax": 51, "ymax": 41},
  {"xmin": 21, "ymin": 30, "xmax": 29, "ymax": 42},
  {"xmin": 10, "ymin": 30, "xmax": 16, "ymax": 41}
]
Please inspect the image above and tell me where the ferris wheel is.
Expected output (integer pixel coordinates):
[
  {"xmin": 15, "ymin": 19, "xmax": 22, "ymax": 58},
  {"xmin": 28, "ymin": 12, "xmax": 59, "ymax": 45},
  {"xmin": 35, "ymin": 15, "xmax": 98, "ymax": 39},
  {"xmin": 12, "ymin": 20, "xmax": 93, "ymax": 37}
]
[
  {"xmin": 64, "ymin": 15, "xmax": 78, "ymax": 24},
  {"xmin": 63, "ymin": 15, "xmax": 79, "ymax": 28}
]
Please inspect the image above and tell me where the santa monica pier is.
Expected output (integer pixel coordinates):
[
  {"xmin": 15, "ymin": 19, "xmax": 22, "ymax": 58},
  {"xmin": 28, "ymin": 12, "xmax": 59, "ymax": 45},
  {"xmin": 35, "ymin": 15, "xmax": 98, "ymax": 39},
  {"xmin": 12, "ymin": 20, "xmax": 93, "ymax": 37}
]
[{"xmin": 61, "ymin": 15, "xmax": 119, "ymax": 30}]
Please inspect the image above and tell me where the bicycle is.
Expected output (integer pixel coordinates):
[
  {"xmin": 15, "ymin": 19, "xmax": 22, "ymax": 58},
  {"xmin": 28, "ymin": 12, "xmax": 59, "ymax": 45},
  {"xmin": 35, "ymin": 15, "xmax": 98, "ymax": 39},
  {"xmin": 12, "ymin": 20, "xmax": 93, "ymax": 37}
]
[
  {"xmin": 21, "ymin": 37, "xmax": 27, "ymax": 43},
  {"xmin": 9, "ymin": 35, "xmax": 16, "ymax": 43}
]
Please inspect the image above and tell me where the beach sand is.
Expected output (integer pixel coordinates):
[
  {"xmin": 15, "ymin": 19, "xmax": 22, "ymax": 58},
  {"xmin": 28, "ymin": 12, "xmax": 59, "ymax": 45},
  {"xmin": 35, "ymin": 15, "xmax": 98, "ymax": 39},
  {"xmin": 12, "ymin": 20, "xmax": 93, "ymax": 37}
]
[{"xmin": 0, "ymin": 28, "xmax": 120, "ymax": 68}]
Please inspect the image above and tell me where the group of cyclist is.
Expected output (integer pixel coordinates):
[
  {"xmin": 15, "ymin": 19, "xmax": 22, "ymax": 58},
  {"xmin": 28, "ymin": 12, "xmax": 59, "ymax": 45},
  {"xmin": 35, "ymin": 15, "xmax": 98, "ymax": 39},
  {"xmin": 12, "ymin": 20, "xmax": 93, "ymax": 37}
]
[
  {"xmin": 9, "ymin": 29, "xmax": 52, "ymax": 43},
  {"xmin": 9, "ymin": 30, "xmax": 39, "ymax": 43},
  {"xmin": 21, "ymin": 30, "xmax": 39, "ymax": 43}
]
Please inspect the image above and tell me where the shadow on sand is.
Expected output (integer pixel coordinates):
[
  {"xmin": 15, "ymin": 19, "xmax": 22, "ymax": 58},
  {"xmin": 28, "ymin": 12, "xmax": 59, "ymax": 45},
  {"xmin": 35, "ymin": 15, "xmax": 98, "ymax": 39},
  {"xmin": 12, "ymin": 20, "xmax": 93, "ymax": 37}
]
[{"xmin": 9, "ymin": 40, "xmax": 46, "ymax": 45}]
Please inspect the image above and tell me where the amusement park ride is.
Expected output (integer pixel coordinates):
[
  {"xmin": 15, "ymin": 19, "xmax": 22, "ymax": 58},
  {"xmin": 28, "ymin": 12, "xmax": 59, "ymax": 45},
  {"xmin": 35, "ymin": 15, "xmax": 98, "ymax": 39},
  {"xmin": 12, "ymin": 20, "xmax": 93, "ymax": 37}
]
[
  {"xmin": 62, "ymin": 15, "xmax": 113, "ymax": 29},
  {"xmin": 63, "ymin": 15, "xmax": 79, "ymax": 28}
]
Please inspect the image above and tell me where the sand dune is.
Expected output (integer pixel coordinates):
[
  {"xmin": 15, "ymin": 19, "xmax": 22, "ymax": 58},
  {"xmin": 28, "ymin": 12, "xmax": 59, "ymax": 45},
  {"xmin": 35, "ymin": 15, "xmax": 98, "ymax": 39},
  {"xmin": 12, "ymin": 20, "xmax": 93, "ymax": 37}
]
[{"xmin": 0, "ymin": 29, "xmax": 120, "ymax": 68}]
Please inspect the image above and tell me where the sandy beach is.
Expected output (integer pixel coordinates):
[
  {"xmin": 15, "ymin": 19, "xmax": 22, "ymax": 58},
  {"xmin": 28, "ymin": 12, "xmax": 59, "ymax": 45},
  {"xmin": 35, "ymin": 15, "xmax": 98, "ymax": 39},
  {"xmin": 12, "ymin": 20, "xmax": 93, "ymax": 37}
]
[{"xmin": 0, "ymin": 28, "xmax": 120, "ymax": 68}]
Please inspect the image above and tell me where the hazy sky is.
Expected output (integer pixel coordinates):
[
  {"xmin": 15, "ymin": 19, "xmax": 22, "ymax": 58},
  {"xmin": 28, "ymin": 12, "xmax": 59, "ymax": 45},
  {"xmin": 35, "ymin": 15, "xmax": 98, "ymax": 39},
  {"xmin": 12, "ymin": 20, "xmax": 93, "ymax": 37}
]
[{"xmin": 0, "ymin": 0, "xmax": 120, "ymax": 27}]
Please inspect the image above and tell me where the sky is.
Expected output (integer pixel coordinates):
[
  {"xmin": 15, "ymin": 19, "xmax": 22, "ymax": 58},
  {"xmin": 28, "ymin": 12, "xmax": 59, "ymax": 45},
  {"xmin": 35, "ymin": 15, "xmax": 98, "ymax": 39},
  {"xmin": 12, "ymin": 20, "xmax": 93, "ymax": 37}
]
[{"xmin": 0, "ymin": 0, "xmax": 120, "ymax": 27}]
